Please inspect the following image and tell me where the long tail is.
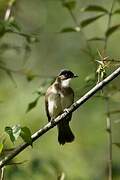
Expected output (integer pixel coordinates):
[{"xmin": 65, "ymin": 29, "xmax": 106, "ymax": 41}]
[{"xmin": 57, "ymin": 120, "xmax": 75, "ymax": 145}]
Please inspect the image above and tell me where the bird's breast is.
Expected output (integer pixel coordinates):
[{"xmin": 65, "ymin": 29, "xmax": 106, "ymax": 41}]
[
  {"xmin": 48, "ymin": 93, "xmax": 62, "ymax": 118},
  {"xmin": 60, "ymin": 93, "xmax": 73, "ymax": 110}
]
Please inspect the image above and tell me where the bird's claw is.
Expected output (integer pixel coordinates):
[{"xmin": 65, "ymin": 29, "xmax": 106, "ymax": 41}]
[
  {"xmin": 51, "ymin": 118, "xmax": 55, "ymax": 125},
  {"xmin": 64, "ymin": 108, "xmax": 69, "ymax": 113}
]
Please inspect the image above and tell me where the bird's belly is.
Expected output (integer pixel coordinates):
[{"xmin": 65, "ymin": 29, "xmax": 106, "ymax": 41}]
[
  {"xmin": 61, "ymin": 95, "xmax": 73, "ymax": 110},
  {"xmin": 48, "ymin": 95, "xmax": 62, "ymax": 118}
]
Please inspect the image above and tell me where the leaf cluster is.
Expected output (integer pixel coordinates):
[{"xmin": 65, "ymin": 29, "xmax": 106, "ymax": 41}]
[{"xmin": 5, "ymin": 125, "xmax": 32, "ymax": 146}]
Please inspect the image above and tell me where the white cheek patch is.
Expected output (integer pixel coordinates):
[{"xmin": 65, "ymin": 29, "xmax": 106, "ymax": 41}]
[{"xmin": 61, "ymin": 79, "xmax": 71, "ymax": 87}]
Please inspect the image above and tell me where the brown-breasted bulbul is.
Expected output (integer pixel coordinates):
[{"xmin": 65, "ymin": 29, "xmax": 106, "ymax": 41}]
[{"xmin": 45, "ymin": 69, "xmax": 78, "ymax": 145}]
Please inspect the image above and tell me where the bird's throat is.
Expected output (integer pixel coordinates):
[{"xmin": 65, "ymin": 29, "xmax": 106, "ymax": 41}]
[{"xmin": 61, "ymin": 79, "xmax": 71, "ymax": 87}]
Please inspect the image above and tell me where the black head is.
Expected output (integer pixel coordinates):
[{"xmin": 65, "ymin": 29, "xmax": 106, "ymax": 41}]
[{"xmin": 58, "ymin": 69, "xmax": 78, "ymax": 80}]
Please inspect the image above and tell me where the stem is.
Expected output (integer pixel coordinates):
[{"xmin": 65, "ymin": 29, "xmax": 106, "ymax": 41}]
[
  {"xmin": 106, "ymin": 98, "xmax": 112, "ymax": 180},
  {"xmin": 68, "ymin": 9, "xmax": 95, "ymax": 61},
  {"xmin": 57, "ymin": 172, "xmax": 65, "ymax": 180},
  {"xmin": 0, "ymin": 66, "xmax": 120, "ymax": 169},
  {"xmin": 4, "ymin": 0, "xmax": 15, "ymax": 21},
  {"xmin": 0, "ymin": 167, "xmax": 4, "ymax": 180},
  {"xmin": 103, "ymin": 1, "xmax": 116, "ymax": 179},
  {"xmin": 104, "ymin": 0, "xmax": 116, "ymax": 51},
  {"xmin": 68, "ymin": 9, "xmax": 78, "ymax": 26}
]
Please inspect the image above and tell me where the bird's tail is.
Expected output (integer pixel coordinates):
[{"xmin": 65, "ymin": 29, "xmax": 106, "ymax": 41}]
[{"xmin": 57, "ymin": 120, "xmax": 75, "ymax": 145}]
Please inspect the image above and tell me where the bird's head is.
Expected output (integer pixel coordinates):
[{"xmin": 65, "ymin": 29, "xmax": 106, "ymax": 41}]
[{"xmin": 58, "ymin": 69, "xmax": 78, "ymax": 87}]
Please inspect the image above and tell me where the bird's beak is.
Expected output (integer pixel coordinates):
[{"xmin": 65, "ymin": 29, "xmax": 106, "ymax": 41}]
[{"xmin": 73, "ymin": 74, "xmax": 78, "ymax": 78}]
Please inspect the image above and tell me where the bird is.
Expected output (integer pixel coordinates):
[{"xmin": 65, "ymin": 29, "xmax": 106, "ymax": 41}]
[{"xmin": 45, "ymin": 69, "xmax": 78, "ymax": 145}]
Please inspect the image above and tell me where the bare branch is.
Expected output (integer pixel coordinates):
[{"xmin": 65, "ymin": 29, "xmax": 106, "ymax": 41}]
[
  {"xmin": 58, "ymin": 172, "xmax": 65, "ymax": 180},
  {"xmin": 0, "ymin": 66, "xmax": 120, "ymax": 169},
  {"xmin": 4, "ymin": 0, "xmax": 15, "ymax": 21},
  {"xmin": 0, "ymin": 167, "xmax": 4, "ymax": 180}
]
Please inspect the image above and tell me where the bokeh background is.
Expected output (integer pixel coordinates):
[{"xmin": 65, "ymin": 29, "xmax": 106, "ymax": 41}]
[{"xmin": 0, "ymin": 0, "xmax": 120, "ymax": 179}]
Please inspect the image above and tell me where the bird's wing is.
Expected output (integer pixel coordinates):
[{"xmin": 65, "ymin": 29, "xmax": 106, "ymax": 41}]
[
  {"xmin": 68, "ymin": 88, "xmax": 74, "ymax": 122},
  {"xmin": 61, "ymin": 87, "xmax": 74, "ymax": 122}
]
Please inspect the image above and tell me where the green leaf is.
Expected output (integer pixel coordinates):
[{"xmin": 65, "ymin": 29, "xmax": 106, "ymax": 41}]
[
  {"xmin": 60, "ymin": 27, "xmax": 80, "ymax": 33},
  {"xmin": 85, "ymin": 73, "xmax": 96, "ymax": 83},
  {"xmin": 80, "ymin": 14, "xmax": 105, "ymax": 28},
  {"xmin": 110, "ymin": 92, "xmax": 120, "ymax": 102},
  {"xmin": 26, "ymin": 96, "xmax": 40, "ymax": 113},
  {"xmin": 114, "ymin": 143, "xmax": 120, "ymax": 148},
  {"xmin": 0, "ymin": 21, "xmax": 6, "ymax": 37},
  {"xmin": 81, "ymin": 5, "xmax": 108, "ymax": 13},
  {"xmin": 6, "ymin": 70, "xmax": 17, "ymax": 87},
  {"xmin": 87, "ymin": 37, "xmax": 105, "ymax": 41},
  {"xmin": 106, "ymin": 25, "xmax": 120, "ymax": 37},
  {"xmin": 0, "ymin": 19, "xmax": 21, "ymax": 37},
  {"xmin": 0, "ymin": 143, "xmax": 3, "ymax": 154},
  {"xmin": 62, "ymin": 0, "xmax": 76, "ymax": 10},
  {"xmin": 26, "ymin": 73, "xmax": 36, "ymax": 81},
  {"xmin": 9, "ymin": 20, "xmax": 21, "ymax": 32},
  {"xmin": 20, "ymin": 127, "xmax": 32, "ymax": 146},
  {"xmin": 113, "ymin": 9, "xmax": 120, "ymax": 15},
  {"xmin": 5, "ymin": 127, "xmax": 15, "ymax": 143},
  {"xmin": 5, "ymin": 125, "xmax": 21, "ymax": 143},
  {"xmin": 117, "ymin": 0, "xmax": 120, "ymax": 4}
]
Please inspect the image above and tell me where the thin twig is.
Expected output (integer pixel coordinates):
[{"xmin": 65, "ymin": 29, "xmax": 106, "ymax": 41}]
[
  {"xmin": 4, "ymin": 0, "xmax": 15, "ymax": 21},
  {"xmin": 104, "ymin": 0, "xmax": 116, "ymax": 51},
  {"xmin": 105, "ymin": 97, "xmax": 112, "ymax": 180},
  {"xmin": 103, "ymin": 1, "xmax": 116, "ymax": 180},
  {"xmin": 0, "ymin": 65, "xmax": 55, "ymax": 79},
  {"xmin": 0, "ymin": 66, "xmax": 120, "ymax": 169},
  {"xmin": 57, "ymin": 172, "xmax": 65, "ymax": 180},
  {"xmin": 106, "ymin": 109, "xmax": 120, "ymax": 115},
  {"xmin": 0, "ymin": 167, "xmax": 4, "ymax": 180},
  {"xmin": 67, "ymin": 8, "xmax": 95, "ymax": 61}
]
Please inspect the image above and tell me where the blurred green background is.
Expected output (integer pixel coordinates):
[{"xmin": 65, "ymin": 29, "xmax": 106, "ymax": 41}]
[{"xmin": 0, "ymin": 0, "xmax": 120, "ymax": 179}]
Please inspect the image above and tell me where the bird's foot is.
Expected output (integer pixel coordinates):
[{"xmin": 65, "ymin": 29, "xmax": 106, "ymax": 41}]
[
  {"xmin": 64, "ymin": 108, "xmax": 69, "ymax": 114},
  {"xmin": 51, "ymin": 118, "xmax": 55, "ymax": 125}
]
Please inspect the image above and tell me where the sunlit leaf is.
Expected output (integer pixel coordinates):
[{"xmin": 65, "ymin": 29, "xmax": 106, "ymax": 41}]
[
  {"xmin": 81, "ymin": 5, "xmax": 108, "ymax": 13},
  {"xmin": 80, "ymin": 14, "xmax": 105, "ymax": 28},
  {"xmin": 20, "ymin": 127, "xmax": 32, "ymax": 146},
  {"xmin": 5, "ymin": 125, "xmax": 21, "ymax": 143},
  {"xmin": 60, "ymin": 27, "xmax": 80, "ymax": 33},
  {"xmin": 62, "ymin": 0, "xmax": 76, "ymax": 10},
  {"xmin": 0, "ymin": 143, "xmax": 3, "ymax": 154},
  {"xmin": 26, "ymin": 96, "xmax": 40, "ymax": 113},
  {"xmin": 106, "ymin": 25, "xmax": 120, "ymax": 37}
]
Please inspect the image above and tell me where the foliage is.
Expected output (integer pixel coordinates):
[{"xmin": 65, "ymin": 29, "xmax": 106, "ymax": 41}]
[
  {"xmin": 5, "ymin": 125, "xmax": 32, "ymax": 145},
  {"xmin": 0, "ymin": 0, "xmax": 120, "ymax": 180}
]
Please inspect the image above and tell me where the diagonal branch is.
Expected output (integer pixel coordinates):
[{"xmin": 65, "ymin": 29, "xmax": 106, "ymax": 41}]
[{"xmin": 0, "ymin": 67, "xmax": 120, "ymax": 169}]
